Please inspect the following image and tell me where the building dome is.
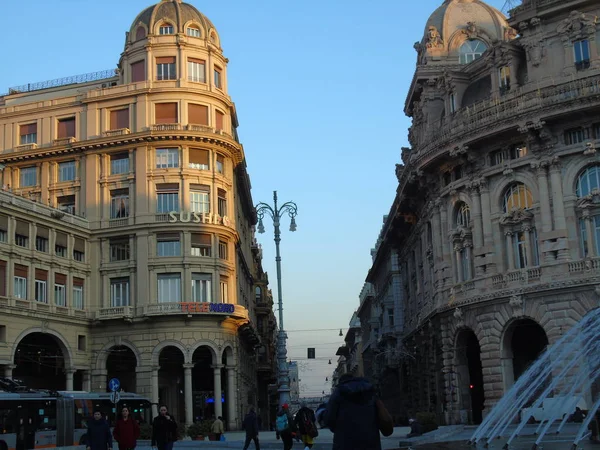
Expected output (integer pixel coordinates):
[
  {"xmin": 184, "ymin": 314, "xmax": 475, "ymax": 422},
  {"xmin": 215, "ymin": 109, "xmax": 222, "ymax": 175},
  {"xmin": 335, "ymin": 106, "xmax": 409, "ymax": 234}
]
[
  {"xmin": 129, "ymin": 0, "xmax": 218, "ymax": 43},
  {"xmin": 420, "ymin": 0, "xmax": 514, "ymax": 59}
]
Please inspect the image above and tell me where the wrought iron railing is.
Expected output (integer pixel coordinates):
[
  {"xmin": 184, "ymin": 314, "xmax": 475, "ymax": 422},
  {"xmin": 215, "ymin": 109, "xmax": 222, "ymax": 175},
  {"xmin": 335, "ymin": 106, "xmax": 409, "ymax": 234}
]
[{"xmin": 7, "ymin": 69, "xmax": 117, "ymax": 94}]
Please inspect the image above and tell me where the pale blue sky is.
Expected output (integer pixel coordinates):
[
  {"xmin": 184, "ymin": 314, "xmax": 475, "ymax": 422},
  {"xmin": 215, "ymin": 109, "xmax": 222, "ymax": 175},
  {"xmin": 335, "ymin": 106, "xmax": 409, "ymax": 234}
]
[{"xmin": 0, "ymin": 0, "xmax": 510, "ymax": 397}]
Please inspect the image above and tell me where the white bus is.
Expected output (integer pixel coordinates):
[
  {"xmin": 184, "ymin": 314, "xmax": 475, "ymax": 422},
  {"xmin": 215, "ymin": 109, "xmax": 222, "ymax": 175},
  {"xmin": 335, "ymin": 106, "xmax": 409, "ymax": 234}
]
[{"xmin": 0, "ymin": 378, "xmax": 151, "ymax": 450}]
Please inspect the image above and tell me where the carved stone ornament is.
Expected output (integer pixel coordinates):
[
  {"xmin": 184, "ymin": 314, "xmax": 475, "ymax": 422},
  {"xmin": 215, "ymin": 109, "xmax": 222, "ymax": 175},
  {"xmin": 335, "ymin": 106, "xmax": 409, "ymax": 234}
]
[
  {"xmin": 426, "ymin": 26, "xmax": 444, "ymax": 49},
  {"xmin": 414, "ymin": 41, "xmax": 424, "ymax": 53},
  {"xmin": 395, "ymin": 164, "xmax": 405, "ymax": 183},
  {"xmin": 465, "ymin": 21, "xmax": 478, "ymax": 40},
  {"xmin": 504, "ymin": 26, "xmax": 518, "ymax": 41},
  {"xmin": 453, "ymin": 307, "xmax": 464, "ymax": 321},
  {"xmin": 401, "ymin": 146, "xmax": 411, "ymax": 164},
  {"xmin": 584, "ymin": 141, "xmax": 597, "ymax": 156},
  {"xmin": 576, "ymin": 190, "xmax": 600, "ymax": 210},
  {"xmin": 557, "ymin": 11, "xmax": 598, "ymax": 42},
  {"xmin": 500, "ymin": 208, "xmax": 534, "ymax": 226},
  {"xmin": 450, "ymin": 144, "xmax": 469, "ymax": 158},
  {"xmin": 509, "ymin": 294, "xmax": 523, "ymax": 308}
]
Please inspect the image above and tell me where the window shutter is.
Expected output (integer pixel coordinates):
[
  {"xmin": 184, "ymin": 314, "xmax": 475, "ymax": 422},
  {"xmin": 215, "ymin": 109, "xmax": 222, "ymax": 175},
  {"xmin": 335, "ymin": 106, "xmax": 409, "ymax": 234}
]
[
  {"xmin": 20, "ymin": 123, "xmax": 37, "ymax": 136},
  {"xmin": 55, "ymin": 273, "xmax": 67, "ymax": 285},
  {"xmin": 0, "ymin": 260, "xmax": 6, "ymax": 296},
  {"xmin": 156, "ymin": 103, "xmax": 178, "ymax": 124},
  {"xmin": 189, "ymin": 184, "xmax": 210, "ymax": 192},
  {"xmin": 215, "ymin": 111, "xmax": 224, "ymax": 131},
  {"xmin": 157, "ymin": 233, "xmax": 180, "ymax": 241},
  {"xmin": 131, "ymin": 61, "xmax": 145, "ymax": 83},
  {"xmin": 73, "ymin": 277, "xmax": 84, "ymax": 287},
  {"xmin": 156, "ymin": 183, "xmax": 180, "ymax": 192},
  {"xmin": 189, "ymin": 149, "xmax": 209, "ymax": 165},
  {"xmin": 110, "ymin": 109, "xmax": 129, "ymax": 130},
  {"xmin": 192, "ymin": 233, "xmax": 212, "ymax": 245},
  {"xmin": 188, "ymin": 104, "xmax": 209, "ymax": 125},
  {"xmin": 35, "ymin": 269, "xmax": 48, "ymax": 281},
  {"xmin": 57, "ymin": 118, "xmax": 76, "ymax": 139},
  {"xmin": 156, "ymin": 56, "xmax": 176, "ymax": 64},
  {"xmin": 14, "ymin": 264, "xmax": 28, "ymax": 278}
]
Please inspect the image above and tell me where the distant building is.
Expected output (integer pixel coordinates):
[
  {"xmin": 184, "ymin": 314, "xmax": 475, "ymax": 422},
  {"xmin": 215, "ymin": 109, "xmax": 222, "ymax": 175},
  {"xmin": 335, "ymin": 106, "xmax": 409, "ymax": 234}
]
[{"xmin": 289, "ymin": 361, "xmax": 300, "ymax": 402}]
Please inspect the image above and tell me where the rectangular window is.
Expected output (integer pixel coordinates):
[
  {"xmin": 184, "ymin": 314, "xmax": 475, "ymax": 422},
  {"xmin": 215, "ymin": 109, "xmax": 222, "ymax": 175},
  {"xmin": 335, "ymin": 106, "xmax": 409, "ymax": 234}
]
[
  {"xmin": 449, "ymin": 93, "xmax": 456, "ymax": 113},
  {"xmin": 110, "ymin": 277, "xmax": 130, "ymax": 307},
  {"xmin": 388, "ymin": 308, "xmax": 394, "ymax": 327},
  {"xmin": 218, "ymin": 189, "xmax": 227, "ymax": 217},
  {"xmin": 58, "ymin": 161, "xmax": 76, "ymax": 182},
  {"xmin": 35, "ymin": 279, "xmax": 47, "ymax": 303},
  {"xmin": 157, "ymin": 233, "xmax": 181, "ymax": 257},
  {"xmin": 156, "ymin": 148, "xmax": 179, "ymax": 168},
  {"xmin": 565, "ymin": 127, "xmax": 589, "ymax": 145},
  {"xmin": 110, "ymin": 108, "xmax": 130, "ymax": 130},
  {"xmin": 155, "ymin": 103, "xmax": 178, "ymax": 124},
  {"xmin": 216, "ymin": 154, "xmax": 224, "ymax": 174},
  {"xmin": 55, "ymin": 245, "xmax": 67, "ymax": 257},
  {"xmin": 73, "ymin": 279, "xmax": 84, "ymax": 309},
  {"xmin": 14, "ymin": 276, "xmax": 27, "ymax": 299},
  {"xmin": 57, "ymin": 117, "xmax": 76, "ymax": 139},
  {"xmin": 131, "ymin": 60, "xmax": 145, "ymax": 83},
  {"xmin": 189, "ymin": 148, "xmax": 209, "ymax": 170},
  {"xmin": 20, "ymin": 166, "xmax": 37, "ymax": 187},
  {"xmin": 73, "ymin": 250, "xmax": 85, "ymax": 262},
  {"xmin": 20, "ymin": 123, "xmax": 37, "ymax": 145},
  {"xmin": 220, "ymin": 277, "xmax": 228, "ymax": 303},
  {"xmin": 156, "ymin": 57, "xmax": 176, "ymax": 80},
  {"xmin": 58, "ymin": 195, "xmax": 76, "ymax": 215},
  {"xmin": 191, "ymin": 233, "xmax": 211, "ymax": 257},
  {"xmin": 510, "ymin": 145, "xmax": 528, "ymax": 159},
  {"xmin": 35, "ymin": 236, "xmax": 48, "ymax": 252},
  {"xmin": 0, "ymin": 230, "xmax": 6, "ymax": 243},
  {"xmin": 54, "ymin": 284, "xmax": 66, "ymax": 307},
  {"xmin": 187, "ymin": 27, "xmax": 201, "ymax": 37},
  {"xmin": 159, "ymin": 25, "xmax": 174, "ymax": 35},
  {"xmin": 110, "ymin": 154, "xmax": 130, "ymax": 175},
  {"xmin": 157, "ymin": 273, "xmax": 181, "ymax": 303},
  {"xmin": 110, "ymin": 190, "xmax": 130, "ymax": 219},
  {"xmin": 214, "ymin": 67, "xmax": 222, "ymax": 89},
  {"xmin": 15, "ymin": 234, "xmax": 28, "ymax": 248},
  {"xmin": 190, "ymin": 187, "xmax": 210, "ymax": 213},
  {"xmin": 574, "ymin": 40, "xmax": 591, "ymax": 70},
  {"xmin": 191, "ymin": 273, "xmax": 211, "ymax": 302},
  {"xmin": 215, "ymin": 111, "xmax": 224, "ymax": 131},
  {"xmin": 218, "ymin": 241, "xmax": 228, "ymax": 259},
  {"xmin": 156, "ymin": 183, "xmax": 180, "ymax": 213},
  {"xmin": 110, "ymin": 240, "xmax": 130, "ymax": 262},
  {"xmin": 188, "ymin": 59, "xmax": 206, "ymax": 83},
  {"xmin": 460, "ymin": 249, "xmax": 471, "ymax": 280},
  {"xmin": 188, "ymin": 104, "xmax": 209, "ymax": 126},
  {"xmin": 77, "ymin": 334, "xmax": 86, "ymax": 350},
  {"xmin": 499, "ymin": 66, "xmax": 511, "ymax": 92}
]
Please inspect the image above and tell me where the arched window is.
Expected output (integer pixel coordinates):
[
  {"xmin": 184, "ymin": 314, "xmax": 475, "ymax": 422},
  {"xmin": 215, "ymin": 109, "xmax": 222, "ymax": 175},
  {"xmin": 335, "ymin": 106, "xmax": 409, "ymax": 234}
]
[
  {"xmin": 187, "ymin": 26, "xmax": 201, "ymax": 38},
  {"xmin": 459, "ymin": 39, "xmax": 488, "ymax": 64},
  {"xmin": 576, "ymin": 165, "xmax": 600, "ymax": 197},
  {"xmin": 255, "ymin": 286, "xmax": 262, "ymax": 302},
  {"xmin": 503, "ymin": 183, "xmax": 533, "ymax": 212},
  {"xmin": 136, "ymin": 26, "xmax": 146, "ymax": 40},
  {"xmin": 455, "ymin": 202, "xmax": 471, "ymax": 228},
  {"xmin": 159, "ymin": 23, "xmax": 174, "ymax": 35}
]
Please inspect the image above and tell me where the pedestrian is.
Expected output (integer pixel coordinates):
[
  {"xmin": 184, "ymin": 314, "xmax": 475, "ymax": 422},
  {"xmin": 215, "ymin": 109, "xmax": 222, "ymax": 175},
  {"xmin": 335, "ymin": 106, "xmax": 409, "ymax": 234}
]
[
  {"xmin": 325, "ymin": 373, "xmax": 394, "ymax": 450},
  {"xmin": 242, "ymin": 407, "xmax": 260, "ymax": 450},
  {"xmin": 211, "ymin": 415, "xmax": 224, "ymax": 441},
  {"xmin": 295, "ymin": 403, "xmax": 318, "ymax": 450},
  {"xmin": 113, "ymin": 406, "xmax": 140, "ymax": 450},
  {"xmin": 151, "ymin": 405, "xmax": 178, "ymax": 450},
  {"xmin": 86, "ymin": 410, "xmax": 113, "ymax": 450},
  {"xmin": 275, "ymin": 403, "xmax": 296, "ymax": 450},
  {"xmin": 406, "ymin": 418, "xmax": 423, "ymax": 438}
]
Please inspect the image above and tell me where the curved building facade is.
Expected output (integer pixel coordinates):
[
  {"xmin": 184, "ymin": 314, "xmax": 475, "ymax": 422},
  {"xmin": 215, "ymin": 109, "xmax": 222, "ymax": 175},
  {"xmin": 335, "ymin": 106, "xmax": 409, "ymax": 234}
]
[
  {"xmin": 0, "ymin": 0, "xmax": 277, "ymax": 430},
  {"xmin": 362, "ymin": 0, "xmax": 600, "ymax": 425}
]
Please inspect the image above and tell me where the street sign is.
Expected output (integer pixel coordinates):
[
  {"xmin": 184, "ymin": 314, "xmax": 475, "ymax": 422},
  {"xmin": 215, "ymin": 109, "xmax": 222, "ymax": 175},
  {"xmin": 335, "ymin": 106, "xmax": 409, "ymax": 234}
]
[
  {"xmin": 108, "ymin": 378, "xmax": 120, "ymax": 392},
  {"xmin": 110, "ymin": 391, "xmax": 121, "ymax": 404}
]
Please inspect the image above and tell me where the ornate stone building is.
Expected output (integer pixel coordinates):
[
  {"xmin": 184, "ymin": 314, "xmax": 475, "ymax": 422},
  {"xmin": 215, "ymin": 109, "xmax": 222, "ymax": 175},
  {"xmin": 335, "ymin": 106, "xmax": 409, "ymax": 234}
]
[
  {"xmin": 364, "ymin": 0, "xmax": 600, "ymax": 425},
  {"xmin": 0, "ymin": 0, "xmax": 277, "ymax": 430}
]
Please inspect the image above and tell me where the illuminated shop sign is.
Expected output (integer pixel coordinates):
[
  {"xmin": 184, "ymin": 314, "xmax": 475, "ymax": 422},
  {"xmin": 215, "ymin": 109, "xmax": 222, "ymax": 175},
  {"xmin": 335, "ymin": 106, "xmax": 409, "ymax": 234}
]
[
  {"xmin": 168, "ymin": 212, "xmax": 231, "ymax": 226},
  {"xmin": 180, "ymin": 302, "xmax": 235, "ymax": 314}
]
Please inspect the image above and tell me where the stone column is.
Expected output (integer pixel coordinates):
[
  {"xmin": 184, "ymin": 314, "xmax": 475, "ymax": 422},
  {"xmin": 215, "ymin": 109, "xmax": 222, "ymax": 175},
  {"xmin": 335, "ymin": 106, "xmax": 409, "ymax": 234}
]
[
  {"xmin": 523, "ymin": 226, "xmax": 534, "ymax": 267},
  {"xmin": 226, "ymin": 367, "xmax": 237, "ymax": 430},
  {"xmin": 213, "ymin": 365, "xmax": 223, "ymax": 419},
  {"xmin": 66, "ymin": 369, "xmax": 75, "ymax": 391},
  {"xmin": 533, "ymin": 162, "xmax": 552, "ymax": 232},
  {"xmin": 454, "ymin": 245, "xmax": 463, "ymax": 283},
  {"xmin": 4, "ymin": 364, "xmax": 15, "ymax": 379},
  {"xmin": 585, "ymin": 214, "xmax": 596, "ymax": 257},
  {"xmin": 83, "ymin": 370, "xmax": 91, "ymax": 391},
  {"xmin": 464, "ymin": 245, "xmax": 472, "ymax": 280},
  {"xmin": 183, "ymin": 364, "xmax": 194, "ymax": 426},
  {"xmin": 506, "ymin": 232, "xmax": 515, "ymax": 271},
  {"xmin": 152, "ymin": 366, "xmax": 160, "ymax": 418},
  {"xmin": 479, "ymin": 180, "xmax": 492, "ymax": 246},
  {"xmin": 433, "ymin": 201, "xmax": 443, "ymax": 263},
  {"xmin": 470, "ymin": 186, "xmax": 483, "ymax": 249},
  {"xmin": 549, "ymin": 160, "xmax": 567, "ymax": 230}
]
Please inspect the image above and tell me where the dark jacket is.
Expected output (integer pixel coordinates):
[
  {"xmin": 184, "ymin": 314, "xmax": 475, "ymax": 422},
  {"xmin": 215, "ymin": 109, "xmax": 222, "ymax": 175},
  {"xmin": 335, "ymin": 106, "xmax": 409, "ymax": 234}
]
[
  {"xmin": 295, "ymin": 407, "xmax": 316, "ymax": 435},
  {"xmin": 243, "ymin": 410, "xmax": 259, "ymax": 437},
  {"xmin": 151, "ymin": 415, "xmax": 178, "ymax": 447},
  {"xmin": 275, "ymin": 409, "xmax": 296, "ymax": 437},
  {"xmin": 86, "ymin": 418, "xmax": 113, "ymax": 450},
  {"xmin": 325, "ymin": 377, "xmax": 381, "ymax": 450},
  {"xmin": 113, "ymin": 418, "xmax": 140, "ymax": 450}
]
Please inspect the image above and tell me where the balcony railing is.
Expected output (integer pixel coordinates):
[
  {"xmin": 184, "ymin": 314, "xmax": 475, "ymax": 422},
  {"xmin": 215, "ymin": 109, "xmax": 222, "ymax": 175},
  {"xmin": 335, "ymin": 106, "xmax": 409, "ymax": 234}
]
[
  {"xmin": 152, "ymin": 124, "xmax": 181, "ymax": 131},
  {"xmin": 414, "ymin": 74, "xmax": 600, "ymax": 167},
  {"xmin": 15, "ymin": 143, "xmax": 38, "ymax": 151},
  {"xmin": 103, "ymin": 128, "xmax": 131, "ymax": 137},
  {"xmin": 96, "ymin": 306, "xmax": 133, "ymax": 320},
  {"xmin": 7, "ymin": 69, "xmax": 117, "ymax": 94}
]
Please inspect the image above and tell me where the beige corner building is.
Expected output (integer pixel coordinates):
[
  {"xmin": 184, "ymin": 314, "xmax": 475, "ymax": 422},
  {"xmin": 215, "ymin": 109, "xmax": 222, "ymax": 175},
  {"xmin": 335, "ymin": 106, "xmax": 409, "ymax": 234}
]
[{"xmin": 0, "ymin": 0, "xmax": 278, "ymax": 430}]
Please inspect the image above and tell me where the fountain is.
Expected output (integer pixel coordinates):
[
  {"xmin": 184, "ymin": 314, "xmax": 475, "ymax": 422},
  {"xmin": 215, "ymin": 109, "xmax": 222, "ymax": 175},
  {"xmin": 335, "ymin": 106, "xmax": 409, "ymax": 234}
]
[{"xmin": 469, "ymin": 308, "xmax": 600, "ymax": 450}]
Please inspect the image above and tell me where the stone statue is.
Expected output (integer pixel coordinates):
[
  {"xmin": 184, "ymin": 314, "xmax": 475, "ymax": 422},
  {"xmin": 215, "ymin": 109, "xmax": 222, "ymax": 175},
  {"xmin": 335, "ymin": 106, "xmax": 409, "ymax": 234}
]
[{"xmin": 426, "ymin": 26, "xmax": 444, "ymax": 49}]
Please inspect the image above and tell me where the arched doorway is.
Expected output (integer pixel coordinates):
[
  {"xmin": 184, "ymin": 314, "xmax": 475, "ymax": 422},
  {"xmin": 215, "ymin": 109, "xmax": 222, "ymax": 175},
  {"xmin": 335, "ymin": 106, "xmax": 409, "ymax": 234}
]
[
  {"xmin": 191, "ymin": 346, "xmax": 217, "ymax": 421},
  {"xmin": 455, "ymin": 328, "xmax": 484, "ymax": 424},
  {"xmin": 106, "ymin": 346, "xmax": 137, "ymax": 393},
  {"xmin": 502, "ymin": 318, "xmax": 548, "ymax": 391},
  {"xmin": 158, "ymin": 347, "xmax": 185, "ymax": 421},
  {"xmin": 13, "ymin": 333, "xmax": 68, "ymax": 390}
]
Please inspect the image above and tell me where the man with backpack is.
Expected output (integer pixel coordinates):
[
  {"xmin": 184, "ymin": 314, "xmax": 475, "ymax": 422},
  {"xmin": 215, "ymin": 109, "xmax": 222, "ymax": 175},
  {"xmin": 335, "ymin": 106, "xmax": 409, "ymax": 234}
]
[
  {"xmin": 275, "ymin": 403, "xmax": 296, "ymax": 450},
  {"xmin": 295, "ymin": 403, "xmax": 318, "ymax": 450}
]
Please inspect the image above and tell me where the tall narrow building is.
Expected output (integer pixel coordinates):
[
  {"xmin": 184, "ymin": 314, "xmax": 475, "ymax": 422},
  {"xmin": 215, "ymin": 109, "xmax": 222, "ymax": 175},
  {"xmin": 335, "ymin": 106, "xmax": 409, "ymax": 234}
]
[{"xmin": 0, "ymin": 0, "xmax": 276, "ymax": 430}]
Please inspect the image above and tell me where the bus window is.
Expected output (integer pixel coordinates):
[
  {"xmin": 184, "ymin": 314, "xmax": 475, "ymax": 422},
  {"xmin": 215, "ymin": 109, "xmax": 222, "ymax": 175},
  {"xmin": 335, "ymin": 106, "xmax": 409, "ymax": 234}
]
[
  {"xmin": 0, "ymin": 403, "xmax": 18, "ymax": 433},
  {"xmin": 33, "ymin": 400, "xmax": 57, "ymax": 431}
]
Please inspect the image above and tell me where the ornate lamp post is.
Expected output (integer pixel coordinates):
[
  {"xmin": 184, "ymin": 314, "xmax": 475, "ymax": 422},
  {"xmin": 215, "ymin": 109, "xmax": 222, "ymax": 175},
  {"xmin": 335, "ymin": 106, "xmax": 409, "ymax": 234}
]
[{"xmin": 255, "ymin": 191, "xmax": 298, "ymax": 407}]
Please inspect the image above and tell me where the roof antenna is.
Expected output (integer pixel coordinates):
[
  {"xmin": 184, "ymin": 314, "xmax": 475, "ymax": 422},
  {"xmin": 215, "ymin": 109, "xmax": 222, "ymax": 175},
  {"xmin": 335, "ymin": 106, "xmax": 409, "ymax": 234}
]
[{"xmin": 501, "ymin": 0, "xmax": 521, "ymax": 14}]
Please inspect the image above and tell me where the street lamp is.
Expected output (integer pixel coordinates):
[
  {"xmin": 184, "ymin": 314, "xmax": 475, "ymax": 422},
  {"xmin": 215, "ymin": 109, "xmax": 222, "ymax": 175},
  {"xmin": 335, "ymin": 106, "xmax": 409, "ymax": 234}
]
[{"xmin": 255, "ymin": 190, "xmax": 298, "ymax": 408}]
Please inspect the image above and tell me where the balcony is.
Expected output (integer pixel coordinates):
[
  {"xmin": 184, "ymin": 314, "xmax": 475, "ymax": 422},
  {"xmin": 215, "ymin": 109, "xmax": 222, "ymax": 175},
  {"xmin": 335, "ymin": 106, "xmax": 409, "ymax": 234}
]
[
  {"xmin": 52, "ymin": 137, "xmax": 77, "ymax": 146},
  {"xmin": 152, "ymin": 124, "xmax": 181, "ymax": 132},
  {"xmin": 142, "ymin": 302, "xmax": 249, "ymax": 320},
  {"xmin": 15, "ymin": 143, "xmax": 37, "ymax": 151},
  {"xmin": 413, "ymin": 74, "xmax": 600, "ymax": 169},
  {"xmin": 103, "ymin": 128, "xmax": 131, "ymax": 137},
  {"xmin": 96, "ymin": 306, "xmax": 133, "ymax": 320},
  {"xmin": 2, "ymin": 297, "xmax": 88, "ymax": 318}
]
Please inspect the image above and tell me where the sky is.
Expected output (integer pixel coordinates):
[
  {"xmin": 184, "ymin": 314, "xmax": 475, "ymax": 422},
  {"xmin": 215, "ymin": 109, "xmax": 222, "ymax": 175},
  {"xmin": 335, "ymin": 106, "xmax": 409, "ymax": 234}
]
[{"xmin": 0, "ymin": 0, "xmax": 511, "ymax": 398}]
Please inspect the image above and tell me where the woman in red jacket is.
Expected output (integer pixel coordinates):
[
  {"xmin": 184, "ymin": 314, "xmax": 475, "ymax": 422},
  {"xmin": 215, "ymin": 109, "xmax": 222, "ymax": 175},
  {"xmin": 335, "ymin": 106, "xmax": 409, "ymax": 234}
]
[{"xmin": 113, "ymin": 407, "xmax": 140, "ymax": 450}]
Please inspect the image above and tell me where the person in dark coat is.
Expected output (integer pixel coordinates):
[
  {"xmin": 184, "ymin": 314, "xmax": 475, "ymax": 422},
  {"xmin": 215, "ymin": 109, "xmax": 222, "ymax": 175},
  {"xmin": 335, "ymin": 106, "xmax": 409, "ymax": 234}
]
[
  {"xmin": 113, "ymin": 407, "xmax": 140, "ymax": 450},
  {"xmin": 86, "ymin": 410, "xmax": 113, "ymax": 450},
  {"xmin": 242, "ymin": 407, "xmax": 260, "ymax": 450},
  {"xmin": 325, "ymin": 374, "xmax": 392, "ymax": 450},
  {"xmin": 151, "ymin": 405, "xmax": 178, "ymax": 450},
  {"xmin": 406, "ymin": 418, "xmax": 423, "ymax": 438}
]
